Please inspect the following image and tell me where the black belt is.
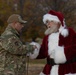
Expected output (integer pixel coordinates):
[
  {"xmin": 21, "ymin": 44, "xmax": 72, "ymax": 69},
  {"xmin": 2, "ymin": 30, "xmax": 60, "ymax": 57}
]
[
  {"xmin": 47, "ymin": 58, "xmax": 76, "ymax": 66},
  {"xmin": 65, "ymin": 58, "xmax": 76, "ymax": 64},
  {"xmin": 47, "ymin": 58, "xmax": 56, "ymax": 66}
]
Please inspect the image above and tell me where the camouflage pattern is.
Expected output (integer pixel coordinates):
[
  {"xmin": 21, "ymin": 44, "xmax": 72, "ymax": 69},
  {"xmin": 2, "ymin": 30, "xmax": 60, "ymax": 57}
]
[{"xmin": 0, "ymin": 25, "xmax": 32, "ymax": 75}]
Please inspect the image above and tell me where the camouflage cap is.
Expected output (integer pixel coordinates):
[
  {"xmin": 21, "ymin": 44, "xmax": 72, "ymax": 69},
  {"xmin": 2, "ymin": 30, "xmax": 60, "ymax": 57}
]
[{"xmin": 7, "ymin": 14, "xmax": 27, "ymax": 24}]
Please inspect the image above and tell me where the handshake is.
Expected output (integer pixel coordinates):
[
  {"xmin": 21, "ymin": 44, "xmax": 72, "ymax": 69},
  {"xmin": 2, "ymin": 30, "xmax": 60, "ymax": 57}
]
[{"xmin": 25, "ymin": 42, "xmax": 40, "ymax": 54}]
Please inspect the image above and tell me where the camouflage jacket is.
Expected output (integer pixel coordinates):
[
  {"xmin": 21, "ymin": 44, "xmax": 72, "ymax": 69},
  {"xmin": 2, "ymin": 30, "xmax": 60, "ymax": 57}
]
[{"xmin": 0, "ymin": 25, "xmax": 29, "ymax": 75}]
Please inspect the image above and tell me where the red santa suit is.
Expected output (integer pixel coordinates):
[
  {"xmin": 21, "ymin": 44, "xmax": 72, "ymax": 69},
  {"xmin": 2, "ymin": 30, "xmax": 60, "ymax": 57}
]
[{"xmin": 29, "ymin": 10, "xmax": 76, "ymax": 75}]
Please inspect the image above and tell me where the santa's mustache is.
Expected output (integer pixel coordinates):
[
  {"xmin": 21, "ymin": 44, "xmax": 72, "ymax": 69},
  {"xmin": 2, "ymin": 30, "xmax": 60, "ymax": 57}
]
[{"xmin": 44, "ymin": 25, "xmax": 59, "ymax": 35}]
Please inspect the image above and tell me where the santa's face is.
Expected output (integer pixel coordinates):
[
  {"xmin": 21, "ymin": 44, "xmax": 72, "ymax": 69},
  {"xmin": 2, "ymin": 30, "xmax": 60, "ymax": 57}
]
[{"xmin": 45, "ymin": 20, "xmax": 61, "ymax": 35}]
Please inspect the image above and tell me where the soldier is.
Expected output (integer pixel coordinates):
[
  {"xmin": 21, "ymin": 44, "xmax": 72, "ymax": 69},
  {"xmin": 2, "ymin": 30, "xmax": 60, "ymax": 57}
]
[{"xmin": 0, "ymin": 14, "xmax": 32, "ymax": 75}]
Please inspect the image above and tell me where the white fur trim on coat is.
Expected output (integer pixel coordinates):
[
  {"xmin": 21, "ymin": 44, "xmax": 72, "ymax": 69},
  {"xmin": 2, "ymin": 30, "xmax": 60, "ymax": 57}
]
[
  {"xmin": 43, "ymin": 14, "xmax": 60, "ymax": 24},
  {"xmin": 48, "ymin": 32, "xmax": 59, "ymax": 58},
  {"xmin": 54, "ymin": 46, "xmax": 66, "ymax": 64},
  {"xmin": 50, "ymin": 65, "xmax": 59, "ymax": 75},
  {"xmin": 29, "ymin": 42, "xmax": 40, "ymax": 59},
  {"xmin": 65, "ymin": 73, "xmax": 76, "ymax": 75},
  {"xmin": 59, "ymin": 26, "xmax": 69, "ymax": 37}
]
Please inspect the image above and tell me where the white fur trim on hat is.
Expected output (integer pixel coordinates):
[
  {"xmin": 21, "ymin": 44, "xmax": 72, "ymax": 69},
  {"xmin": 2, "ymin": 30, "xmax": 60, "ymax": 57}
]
[
  {"xmin": 54, "ymin": 46, "xmax": 66, "ymax": 64},
  {"xmin": 43, "ymin": 14, "xmax": 60, "ymax": 24}
]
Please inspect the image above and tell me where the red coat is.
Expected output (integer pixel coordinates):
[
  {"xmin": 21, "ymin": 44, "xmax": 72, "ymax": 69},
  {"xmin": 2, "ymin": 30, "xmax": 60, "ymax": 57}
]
[{"xmin": 36, "ymin": 27, "xmax": 76, "ymax": 75}]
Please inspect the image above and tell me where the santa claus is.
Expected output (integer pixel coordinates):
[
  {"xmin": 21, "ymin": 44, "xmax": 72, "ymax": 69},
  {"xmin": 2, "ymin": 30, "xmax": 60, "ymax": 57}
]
[{"xmin": 29, "ymin": 10, "xmax": 76, "ymax": 75}]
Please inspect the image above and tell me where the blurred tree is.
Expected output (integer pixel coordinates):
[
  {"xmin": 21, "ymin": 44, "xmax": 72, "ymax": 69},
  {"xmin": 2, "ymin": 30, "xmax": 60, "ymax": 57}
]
[
  {"xmin": 18, "ymin": 0, "xmax": 25, "ymax": 17},
  {"xmin": 25, "ymin": 24, "xmax": 40, "ymax": 39},
  {"xmin": 0, "ymin": 0, "xmax": 13, "ymax": 33},
  {"xmin": 41, "ymin": 0, "xmax": 76, "ymax": 29},
  {"xmin": 0, "ymin": 0, "xmax": 76, "ymax": 38},
  {"xmin": 0, "ymin": 19, "xmax": 4, "ymax": 34}
]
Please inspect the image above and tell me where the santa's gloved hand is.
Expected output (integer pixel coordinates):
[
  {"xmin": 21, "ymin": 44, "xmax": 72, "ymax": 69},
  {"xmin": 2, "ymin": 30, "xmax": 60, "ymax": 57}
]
[
  {"xmin": 30, "ymin": 42, "xmax": 40, "ymax": 50},
  {"xmin": 27, "ymin": 42, "xmax": 40, "ymax": 59}
]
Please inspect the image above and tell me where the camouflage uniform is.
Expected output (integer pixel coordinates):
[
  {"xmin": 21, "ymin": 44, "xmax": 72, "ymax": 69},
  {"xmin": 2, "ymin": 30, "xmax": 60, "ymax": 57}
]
[{"xmin": 0, "ymin": 25, "xmax": 30, "ymax": 75}]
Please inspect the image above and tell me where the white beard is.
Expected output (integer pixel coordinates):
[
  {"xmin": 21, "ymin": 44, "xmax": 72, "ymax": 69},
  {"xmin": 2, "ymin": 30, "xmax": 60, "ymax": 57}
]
[{"xmin": 45, "ymin": 25, "xmax": 59, "ymax": 35}]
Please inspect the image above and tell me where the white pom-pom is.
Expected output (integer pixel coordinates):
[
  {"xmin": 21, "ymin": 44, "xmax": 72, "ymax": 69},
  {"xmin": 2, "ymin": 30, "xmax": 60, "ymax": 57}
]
[
  {"xmin": 59, "ymin": 26, "xmax": 69, "ymax": 37},
  {"xmin": 61, "ymin": 29, "xmax": 69, "ymax": 37}
]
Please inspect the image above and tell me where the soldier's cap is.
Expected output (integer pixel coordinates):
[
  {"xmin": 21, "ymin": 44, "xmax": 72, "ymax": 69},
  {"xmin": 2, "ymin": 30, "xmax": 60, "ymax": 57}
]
[{"xmin": 7, "ymin": 14, "xmax": 27, "ymax": 24}]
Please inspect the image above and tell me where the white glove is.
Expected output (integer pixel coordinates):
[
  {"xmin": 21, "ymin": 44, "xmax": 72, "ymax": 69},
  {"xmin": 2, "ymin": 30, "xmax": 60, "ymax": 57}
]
[
  {"xmin": 30, "ymin": 42, "xmax": 40, "ymax": 50},
  {"xmin": 27, "ymin": 42, "xmax": 40, "ymax": 59}
]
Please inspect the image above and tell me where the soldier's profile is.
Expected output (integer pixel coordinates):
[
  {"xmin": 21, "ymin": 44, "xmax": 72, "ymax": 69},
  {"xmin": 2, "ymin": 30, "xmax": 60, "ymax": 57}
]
[{"xmin": 0, "ymin": 14, "xmax": 32, "ymax": 75}]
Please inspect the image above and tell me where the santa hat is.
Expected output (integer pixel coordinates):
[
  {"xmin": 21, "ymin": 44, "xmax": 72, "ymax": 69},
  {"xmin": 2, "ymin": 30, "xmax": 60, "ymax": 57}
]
[{"xmin": 43, "ymin": 10, "xmax": 69, "ymax": 37}]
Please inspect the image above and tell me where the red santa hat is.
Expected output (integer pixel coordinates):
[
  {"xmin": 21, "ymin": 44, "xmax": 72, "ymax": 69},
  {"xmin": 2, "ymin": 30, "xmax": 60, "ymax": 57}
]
[
  {"xmin": 43, "ymin": 10, "xmax": 66, "ymax": 27},
  {"xmin": 43, "ymin": 10, "xmax": 69, "ymax": 37}
]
